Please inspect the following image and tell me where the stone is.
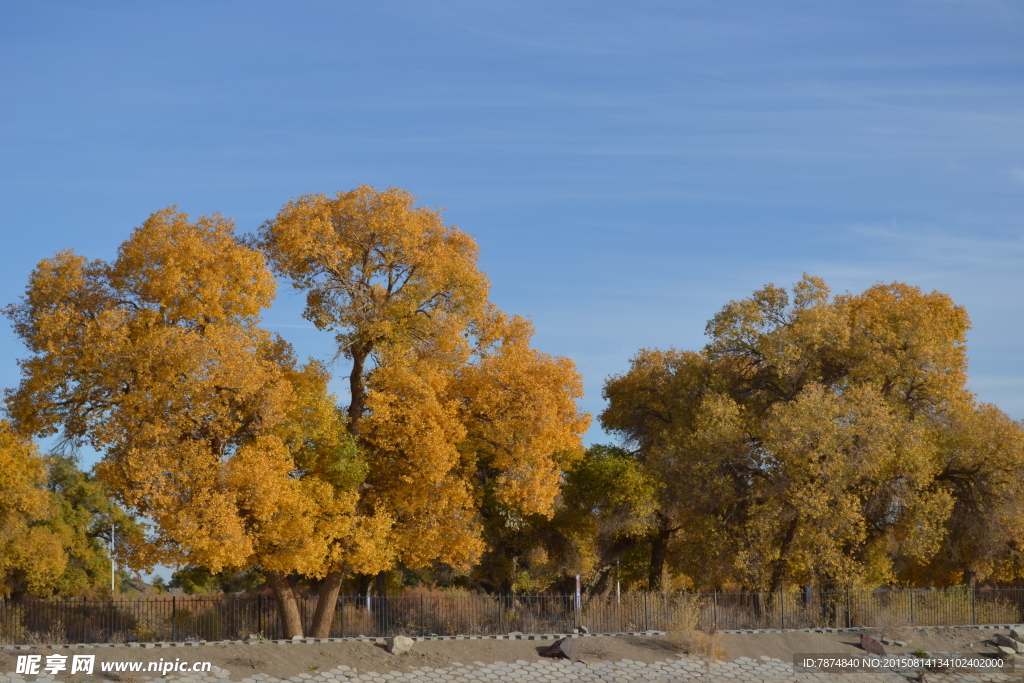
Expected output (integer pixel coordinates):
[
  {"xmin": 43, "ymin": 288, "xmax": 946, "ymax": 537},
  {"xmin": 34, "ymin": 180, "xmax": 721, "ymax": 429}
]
[
  {"xmin": 577, "ymin": 626, "xmax": 589, "ymax": 634},
  {"xmin": 1012, "ymin": 627, "xmax": 1024, "ymax": 641},
  {"xmin": 997, "ymin": 645, "xmax": 1017, "ymax": 661},
  {"xmin": 859, "ymin": 633, "xmax": 887, "ymax": 656},
  {"xmin": 539, "ymin": 638, "xmax": 577, "ymax": 661},
  {"xmin": 994, "ymin": 633, "xmax": 1024, "ymax": 652},
  {"xmin": 385, "ymin": 636, "xmax": 414, "ymax": 655}
]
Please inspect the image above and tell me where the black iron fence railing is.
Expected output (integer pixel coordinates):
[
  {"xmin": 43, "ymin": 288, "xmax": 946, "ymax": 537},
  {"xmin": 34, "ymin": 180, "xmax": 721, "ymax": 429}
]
[{"xmin": 2, "ymin": 588, "xmax": 1022, "ymax": 645}]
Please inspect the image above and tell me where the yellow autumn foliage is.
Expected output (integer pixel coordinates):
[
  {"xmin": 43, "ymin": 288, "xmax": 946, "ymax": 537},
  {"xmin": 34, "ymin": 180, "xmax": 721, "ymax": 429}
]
[
  {"xmin": 258, "ymin": 186, "xmax": 590, "ymax": 576},
  {"xmin": 0, "ymin": 422, "xmax": 66, "ymax": 597},
  {"xmin": 5, "ymin": 209, "xmax": 384, "ymax": 588},
  {"xmin": 601, "ymin": 275, "xmax": 1024, "ymax": 590}
]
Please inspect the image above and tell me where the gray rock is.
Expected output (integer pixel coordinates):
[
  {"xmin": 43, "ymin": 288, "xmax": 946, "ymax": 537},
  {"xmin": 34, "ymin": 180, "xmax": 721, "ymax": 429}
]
[
  {"xmin": 385, "ymin": 636, "xmax": 414, "ymax": 655},
  {"xmin": 997, "ymin": 645, "xmax": 1017, "ymax": 660},
  {"xmin": 1012, "ymin": 627, "xmax": 1024, "ymax": 641},
  {"xmin": 859, "ymin": 633, "xmax": 886, "ymax": 656},
  {"xmin": 993, "ymin": 633, "xmax": 1024, "ymax": 652},
  {"xmin": 539, "ymin": 638, "xmax": 577, "ymax": 661}
]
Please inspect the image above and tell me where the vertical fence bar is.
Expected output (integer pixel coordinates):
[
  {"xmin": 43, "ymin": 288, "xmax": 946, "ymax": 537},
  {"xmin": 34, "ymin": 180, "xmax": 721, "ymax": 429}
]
[
  {"xmin": 780, "ymin": 591, "xmax": 785, "ymax": 630},
  {"xmin": 497, "ymin": 596, "xmax": 503, "ymax": 635},
  {"xmin": 972, "ymin": 586, "xmax": 977, "ymax": 625},
  {"xmin": 713, "ymin": 590, "xmax": 718, "ymax": 630},
  {"xmin": 643, "ymin": 593, "xmax": 649, "ymax": 632}
]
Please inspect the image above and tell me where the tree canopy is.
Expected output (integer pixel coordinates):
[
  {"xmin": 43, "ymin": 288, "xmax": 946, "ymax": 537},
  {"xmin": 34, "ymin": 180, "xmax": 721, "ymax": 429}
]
[
  {"xmin": 595, "ymin": 275, "xmax": 1024, "ymax": 591},
  {"xmin": 256, "ymin": 186, "xmax": 589, "ymax": 629},
  {"xmin": 6, "ymin": 190, "xmax": 589, "ymax": 636},
  {"xmin": 4, "ymin": 208, "xmax": 387, "ymax": 634},
  {"xmin": 6, "ymin": 193, "xmax": 1023, "ymax": 618}
]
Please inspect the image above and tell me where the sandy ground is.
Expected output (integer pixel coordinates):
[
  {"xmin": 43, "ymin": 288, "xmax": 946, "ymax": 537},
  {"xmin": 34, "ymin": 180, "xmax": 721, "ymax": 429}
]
[
  {"xmin": 0, "ymin": 635, "xmax": 683, "ymax": 681},
  {"xmin": 0, "ymin": 627, "xmax": 1015, "ymax": 681},
  {"xmin": 721, "ymin": 626, "xmax": 1004, "ymax": 662}
]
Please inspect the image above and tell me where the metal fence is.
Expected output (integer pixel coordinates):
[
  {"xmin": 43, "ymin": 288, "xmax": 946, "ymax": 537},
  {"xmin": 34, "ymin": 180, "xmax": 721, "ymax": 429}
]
[{"xmin": 3, "ymin": 588, "xmax": 1023, "ymax": 645}]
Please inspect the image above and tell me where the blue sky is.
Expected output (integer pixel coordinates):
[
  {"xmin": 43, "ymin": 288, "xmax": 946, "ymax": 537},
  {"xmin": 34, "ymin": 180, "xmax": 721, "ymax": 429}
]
[{"xmin": 2, "ymin": 0, "xmax": 1024, "ymax": 470}]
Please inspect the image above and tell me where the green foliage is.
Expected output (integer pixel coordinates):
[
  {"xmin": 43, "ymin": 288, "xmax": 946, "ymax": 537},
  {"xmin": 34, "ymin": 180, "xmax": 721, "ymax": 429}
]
[
  {"xmin": 0, "ymin": 428, "xmax": 142, "ymax": 599},
  {"xmin": 562, "ymin": 445, "xmax": 659, "ymax": 533},
  {"xmin": 169, "ymin": 566, "xmax": 265, "ymax": 594},
  {"xmin": 45, "ymin": 454, "xmax": 144, "ymax": 597}
]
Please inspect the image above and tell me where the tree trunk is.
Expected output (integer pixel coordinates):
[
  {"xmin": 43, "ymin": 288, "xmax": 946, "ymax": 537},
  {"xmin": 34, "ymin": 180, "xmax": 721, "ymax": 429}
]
[
  {"xmin": 647, "ymin": 519, "xmax": 673, "ymax": 592},
  {"xmin": 309, "ymin": 570, "xmax": 345, "ymax": 638},
  {"xmin": 347, "ymin": 346, "xmax": 370, "ymax": 434},
  {"xmin": 769, "ymin": 517, "xmax": 800, "ymax": 592},
  {"xmin": 265, "ymin": 570, "xmax": 303, "ymax": 638},
  {"xmin": 964, "ymin": 568, "xmax": 977, "ymax": 587},
  {"xmin": 356, "ymin": 573, "xmax": 372, "ymax": 601}
]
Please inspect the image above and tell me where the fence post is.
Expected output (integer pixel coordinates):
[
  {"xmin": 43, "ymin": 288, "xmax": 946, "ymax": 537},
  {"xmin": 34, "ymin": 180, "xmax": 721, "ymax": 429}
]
[
  {"xmin": 972, "ymin": 586, "xmax": 977, "ymax": 625},
  {"xmin": 420, "ymin": 594, "xmax": 425, "ymax": 637},
  {"xmin": 172, "ymin": 595, "xmax": 177, "ymax": 642},
  {"xmin": 910, "ymin": 590, "xmax": 915, "ymax": 627},
  {"xmin": 340, "ymin": 595, "xmax": 346, "ymax": 639},
  {"xmin": 713, "ymin": 591, "xmax": 718, "ymax": 630},
  {"xmin": 644, "ymin": 593, "xmax": 649, "ymax": 632},
  {"xmin": 82, "ymin": 597, "xmax": 88, "ymax": 644},
  {"xmin": 498, "ymin": 596, "xmax": 503, "ymax": 635},
  {"xmin": 846, "ymin": 588, "xmax": 852, "ymax": 628},
  {"xmin": 780, "ymin": 591, "xmax": 785, "ymax": 630},
  {"xmin": 574, "ymin": 575, "xmax": 581, "ymax": 631}
]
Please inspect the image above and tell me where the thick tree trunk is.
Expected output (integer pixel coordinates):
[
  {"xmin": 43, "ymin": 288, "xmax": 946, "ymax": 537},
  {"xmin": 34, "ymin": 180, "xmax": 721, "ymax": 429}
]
[
  {"xmin": 964, "ymin": 568, "xmax": 977, "ymax": 587},
  {"xmin": 265, "ymin": 571, "xmax": 303, "ymax": 638},
  {"xmin": 347, "ymin": 346, "xmax": 370, "ymax": 434},
  {"xmin": 648, "ymin": 518, "xmax": 673, "ymax": 592},
  {"xmin": 356, "ymin": 573, "xmax": 372, "ymax": 601},
  {"xmin": 309, "ymin": 570, "xmax": 345, "ymax": 638},
  {"xmin": 769, "ymin": 518, "xmax": 800, "ymax": 592}
]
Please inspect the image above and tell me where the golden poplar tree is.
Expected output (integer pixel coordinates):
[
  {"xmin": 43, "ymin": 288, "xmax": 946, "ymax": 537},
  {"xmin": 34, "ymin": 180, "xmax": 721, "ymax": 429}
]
[
  {"xmin": 0, "ymin": 422, "xmax": 66, "ymax": 598},
  {"xmin": 5, "ymin": 209, "xmax": 387, "ymax": 636},
  {"xmin": 601, "ymin": 275, "xmax": 1024, "ymax": 591},
  {"xmin": 257, "ymin": 186, "xmax": 589, "ymax": 633}
]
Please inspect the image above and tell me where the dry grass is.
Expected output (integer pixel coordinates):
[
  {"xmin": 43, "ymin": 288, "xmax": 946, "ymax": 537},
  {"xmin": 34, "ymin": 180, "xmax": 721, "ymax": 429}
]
[
  {"xmin": 19, "ymin": 617, "xmax": 69, "ymax": 646},
  {"xmin": 868, "ymin": 611, "xmax": 911, "ymax": 642},
  {"xmin": 582, "ymin": 641, "xmax": 614, "ymax": 661},
  {"xmin": 227, "ymin": 652, "xmax": 268, "ymax": 670},
  {"xmin": 657, "ymin": 594, "xmax": 707, "ymax": 631},
  {"xmin": 667, "ymin": 630, "xmax": 728, "ymax": 661}
]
